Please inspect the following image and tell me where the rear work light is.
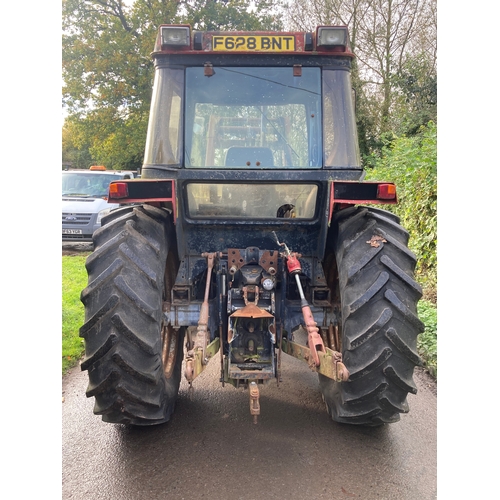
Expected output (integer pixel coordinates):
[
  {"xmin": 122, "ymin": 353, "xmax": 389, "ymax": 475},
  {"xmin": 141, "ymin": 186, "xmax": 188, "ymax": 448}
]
[
  {"xmin": 109, "ymin": 182, "xmax": 129, "ymax": 199},
  {"xmin": 316, "ymin": 26, "xmax": 348, "ymax": 49},
  {"xmin": 377, "ymin": 183, "xmax": 397, "ymax": 200},
  {"xmin": 161, "ymin": 26, "xmax": 191, "ymax": 47}
]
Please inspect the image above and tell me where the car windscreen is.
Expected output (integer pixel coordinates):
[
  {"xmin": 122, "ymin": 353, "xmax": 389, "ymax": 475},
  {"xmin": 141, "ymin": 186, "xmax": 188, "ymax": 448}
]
[{"xmin": 62, "ymin": 173, "xmax": 125, "ymax": 198}]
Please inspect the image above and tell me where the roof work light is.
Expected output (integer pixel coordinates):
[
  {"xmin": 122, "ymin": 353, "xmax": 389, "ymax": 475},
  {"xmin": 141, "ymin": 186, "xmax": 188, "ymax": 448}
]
[
  {"xmin": 316, "ymin": 27, "xmax": 348, "ymax": 49},
  {"xmin": 161, "ymin": 26, "xmax": 191, "ymax": 47}
]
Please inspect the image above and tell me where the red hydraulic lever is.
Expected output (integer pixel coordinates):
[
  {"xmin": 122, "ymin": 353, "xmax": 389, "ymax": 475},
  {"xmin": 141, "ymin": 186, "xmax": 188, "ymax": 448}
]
[
  {"xmin": 285, "ymin": 252, "xmax": 302, "ymax": 275},
  {"xmin": 273, "ymin": 232, "xmax": 326, "ymax": 366}
]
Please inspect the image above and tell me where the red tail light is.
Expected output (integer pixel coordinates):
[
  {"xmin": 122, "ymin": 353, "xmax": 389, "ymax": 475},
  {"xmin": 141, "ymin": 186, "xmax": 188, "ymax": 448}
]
[
  {"xmin": 109, "ymin": 182, "xmax": 129, "ymax": 199},
  {"xmin": 377, "ymin": 183, "xmax": 396, "ymax": 200}
]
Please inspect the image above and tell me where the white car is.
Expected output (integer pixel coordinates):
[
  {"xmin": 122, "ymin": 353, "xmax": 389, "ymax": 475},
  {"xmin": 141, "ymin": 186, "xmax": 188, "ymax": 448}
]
[{"xmin": 62, "ymin": 167, "xmax": 136, "ymax": 242}]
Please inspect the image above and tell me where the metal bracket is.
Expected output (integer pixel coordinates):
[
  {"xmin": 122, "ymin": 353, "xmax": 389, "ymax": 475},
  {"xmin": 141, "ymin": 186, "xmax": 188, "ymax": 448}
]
[
  {"xmin": 281, "ymin": 338, "xmax": 349, "ymax": 382},
  {"xmin": 185, "ymin": 337, "xmax": 220, "ymax": 384},
  {"xmin": 185, "ymin": 252, "xmax": 218, "ymax": 385}
]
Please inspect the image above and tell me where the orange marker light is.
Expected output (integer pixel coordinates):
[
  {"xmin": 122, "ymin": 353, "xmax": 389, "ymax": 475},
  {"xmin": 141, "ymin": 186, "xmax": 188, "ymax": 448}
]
[
  {"xmin": 109, "ymin": 182, "xmax": 129, "ymax": 199},
  {"xmin": 377, "ymin": 183, "xmax": 396, "ymax": 200}
]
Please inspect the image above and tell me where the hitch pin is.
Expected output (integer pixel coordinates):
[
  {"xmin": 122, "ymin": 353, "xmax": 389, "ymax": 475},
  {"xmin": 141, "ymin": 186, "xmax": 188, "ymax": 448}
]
[{"xmin": 249, "ymin": 382, "xmax": 260, "ymax": 424}]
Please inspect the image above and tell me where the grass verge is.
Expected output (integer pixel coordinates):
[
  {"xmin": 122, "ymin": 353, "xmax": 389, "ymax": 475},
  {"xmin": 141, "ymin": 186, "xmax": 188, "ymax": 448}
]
[{"xmin": 62, "ymin": 254, "xmax": 89, "ymax": 375}]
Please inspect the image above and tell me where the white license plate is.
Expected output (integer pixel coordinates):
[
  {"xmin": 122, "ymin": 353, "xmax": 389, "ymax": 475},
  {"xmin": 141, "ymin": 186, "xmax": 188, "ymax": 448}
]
[{"xmin": 62, "ymin": 229, "xmax": 83, "ymax": 235}]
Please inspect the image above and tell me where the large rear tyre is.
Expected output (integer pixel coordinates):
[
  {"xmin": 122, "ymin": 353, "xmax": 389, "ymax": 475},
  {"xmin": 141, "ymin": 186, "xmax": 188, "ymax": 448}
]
[
  {"xmin": 320, "ymin": 206, "xmax": 425, "ymax": 426},
  {"xmin": 79, "ymin": 205, "xmax": 184, "ymax": 425}
]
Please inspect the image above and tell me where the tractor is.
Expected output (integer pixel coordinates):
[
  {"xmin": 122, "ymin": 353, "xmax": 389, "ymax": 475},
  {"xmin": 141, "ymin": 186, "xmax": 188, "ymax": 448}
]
[{"xmin": 80, "ymin": 25, "xmax": 424, "ymax": 427}]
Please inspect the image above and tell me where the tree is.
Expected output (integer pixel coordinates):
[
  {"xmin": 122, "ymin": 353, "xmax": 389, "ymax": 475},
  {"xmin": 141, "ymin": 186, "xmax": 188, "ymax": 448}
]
[
  {"xmin": 62, "ymin": 119, "xmax": 93, "ymax": 169},
  {"xmin": 62, "ymin": 0, "xmax": 280, "ymax": 169},
  {"xmin": 284, "ymin": 0, "xmax": 437, "ymax": 159},
  {"xmin": 391, "ymin": 54, "xmax": 437, "ymax": 136},
  {"xmin": 183, "ymin": 0, "xmax": 282, "ymax": 31}
]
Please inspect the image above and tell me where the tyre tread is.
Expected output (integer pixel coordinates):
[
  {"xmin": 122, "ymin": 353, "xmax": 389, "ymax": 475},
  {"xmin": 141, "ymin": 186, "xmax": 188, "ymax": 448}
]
[
  {"xmin": 80, "ymin": 205, "xmax": 183, "ymax": 425},
  {"xmin": 320, "ymin": 206, "xmax": 423, "ymax": 426}
]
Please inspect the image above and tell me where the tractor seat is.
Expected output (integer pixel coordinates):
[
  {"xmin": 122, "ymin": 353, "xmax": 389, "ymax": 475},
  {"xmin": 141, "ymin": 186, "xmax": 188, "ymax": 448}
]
[{"xmin": 225, "ymin": 147, "xmax": 274, "ymax": 167}]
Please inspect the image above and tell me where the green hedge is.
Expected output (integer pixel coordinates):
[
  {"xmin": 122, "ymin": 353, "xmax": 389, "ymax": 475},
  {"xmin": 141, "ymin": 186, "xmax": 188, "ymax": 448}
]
[{"xmin": 365, "ymin": 122, "xmax": 437, "ymax": 301}]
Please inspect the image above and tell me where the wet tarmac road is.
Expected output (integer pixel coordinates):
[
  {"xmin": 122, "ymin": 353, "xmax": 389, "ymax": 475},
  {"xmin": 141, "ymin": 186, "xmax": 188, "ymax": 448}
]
[{"xmin": 62, "ymin": 351, "xmax": 437, "ymax": 500}]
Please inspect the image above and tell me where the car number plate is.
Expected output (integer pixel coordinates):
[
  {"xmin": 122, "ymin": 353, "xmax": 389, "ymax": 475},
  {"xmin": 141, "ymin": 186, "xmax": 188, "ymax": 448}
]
[
  {"xmin": 212, "ymin": 35, "xmax": 295, "ymax": 52},
  {"xmin": 62, "ymin": 229, "xmax": 83, "ymax": 235}
]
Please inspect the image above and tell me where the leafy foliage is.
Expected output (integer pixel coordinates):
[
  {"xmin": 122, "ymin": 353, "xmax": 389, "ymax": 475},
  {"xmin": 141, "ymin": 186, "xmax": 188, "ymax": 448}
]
[
  {"xmin": 62, "ymin": 119, "xmax": 94, "ymax": 169},
  {"xmin": 184, "ymin": 0, "xmax": 282, "ymax": 31},
  {"xmin": 365, "ymin": 121, "xmax": 437, "ymax": 300},
  {"xmin": 391, "ymin": 55, "xmax": 437, "ymax": 137},
  {"xmin": 417, "ymin": 300, "xmax": 437, "ymax": 377}
]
